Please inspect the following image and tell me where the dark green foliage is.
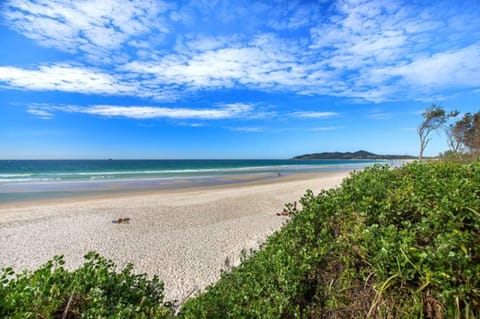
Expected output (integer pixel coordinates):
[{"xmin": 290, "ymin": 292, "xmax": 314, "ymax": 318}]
[
  {"xmin": 452, "ymin": 112, "xmax": 480, "ymax": 157},
  {"xmin": 180, "ymin": 161, "xmax": 480, "ymax": 318},
  {"xmin": 291, "ymin": 150, "xmax": 416, "ymax": 160},
  {"xmin": 0, "ymin": 252, "xmax": 174, "ymax": 318}
]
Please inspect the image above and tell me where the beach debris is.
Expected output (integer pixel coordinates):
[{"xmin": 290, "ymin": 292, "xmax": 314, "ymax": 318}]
[
  {"xmin": 61, "ymin": 287, "xmax": 76, "ymax": 319},
  {"xmin": 276, "ymin": 201, "xmax": 298, "ymax": 217},
  {"xmin": 173, "ymin": 285, "xmax": 199, "ymax": 314},
  {"xmin": 276, "ymin": 209, "xmax": 289, "ymax": 217},
  {"xmin": 112, "ymin": 217, "xmax": 130, "ymax": 224},
  {"xmin": 224, "ymin": 256, "xmax": 231, "ymax": 269}
]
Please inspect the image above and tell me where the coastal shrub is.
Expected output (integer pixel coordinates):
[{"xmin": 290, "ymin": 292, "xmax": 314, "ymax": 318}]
[
  {"xmin": 0, "ymin": 252, "xmax": 174, "ymax": 318},
  {"xmin": 180, "ymin": 160, "xmax": 480, "ymax": 318}
]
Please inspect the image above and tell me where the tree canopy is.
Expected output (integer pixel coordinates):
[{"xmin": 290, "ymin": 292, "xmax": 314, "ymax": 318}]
[
  {"xmin": 450, "ymin": 112, "xmax": 480, "ymax": 157},
  {"xmin": 418, "ymin": 105, "xmax": 458, "ymax": 161}
]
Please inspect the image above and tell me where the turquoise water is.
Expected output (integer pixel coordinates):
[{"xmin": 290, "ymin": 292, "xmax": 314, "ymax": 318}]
[
  {"xmin": 0, "ymin": 159, "xmax": 384, "ymax": 182},
  {"xmin": 0, "ymin": 159, "xmax": 391, "ymax": 203}
]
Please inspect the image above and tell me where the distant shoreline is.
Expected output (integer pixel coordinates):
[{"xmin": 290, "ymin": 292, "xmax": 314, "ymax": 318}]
[{"xmin": 291, "ymin": 150, "xmax": 417, "ymax": 160}]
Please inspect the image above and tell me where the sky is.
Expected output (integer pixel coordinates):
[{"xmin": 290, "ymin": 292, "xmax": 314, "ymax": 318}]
[{"xmin": 0, "ymin": 0, "xmax": 479, "ymax": 159}]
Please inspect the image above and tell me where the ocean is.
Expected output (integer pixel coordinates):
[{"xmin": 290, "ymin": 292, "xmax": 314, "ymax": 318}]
[{"xmin": 0, "ymin": 159, "xmax": 391, "ymax": 203}]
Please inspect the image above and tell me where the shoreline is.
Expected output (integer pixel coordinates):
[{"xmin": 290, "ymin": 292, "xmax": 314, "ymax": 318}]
[
  {"xmin": 0, "ymin": 171, "xmax": 351, "ymax": 303},
  {"xmin": 0, "ymin": 170, "xmax": 354, "ymax": 210},
  {"xmin": 0, "ymin": 159, "xmax": 386, "ymax": 203},
  {"xmin": 0, "ymin": 172, "xmax": 281, "ymax": 209}
]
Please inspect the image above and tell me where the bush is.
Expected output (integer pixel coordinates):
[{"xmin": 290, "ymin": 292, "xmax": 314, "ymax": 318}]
[
  {"xmin": 0, "ymin": 252, "xmax": 174, "ymax": 318},
  {"xmin": 180, "ymin": 161, "xmax": 480, "ymax": 318}
]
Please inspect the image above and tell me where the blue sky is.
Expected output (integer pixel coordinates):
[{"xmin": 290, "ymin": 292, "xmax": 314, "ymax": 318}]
[{"xmin": 1, "ymin": 0, "xmax": 479, "ymax": 159}]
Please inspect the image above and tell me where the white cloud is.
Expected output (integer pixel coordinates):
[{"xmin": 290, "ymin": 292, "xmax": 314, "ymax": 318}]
[
  {"xmin": 3, "ymin": 0, "xmax": 174, "ymax": 61},
  {"xmin": 129, "ymin": 0, "xmax": 479, "ymax": 102},
  {"xmin": 0, "ymin": 64, "xmax": 136, "ymax": 95},
  {"xmin": 305, "ymin": 0, "xmax": 480, "ymax": 101},
  {"xmin": 371, "ymin": 45, "xmax": 480, "ymax": 89},
  {"xmin": 1, "ymin": 0, "xmax": 479, "ymax": 103},
  {"xmin": 291, "ymin": 111, "xmax": 339, "ymax": 119},
  {"xmin": 184, "ymin": 35, "xmax": 234, "ymax": 52},
  {"xmin": 85, "ymin": 105, "xmax": 248, "ymax": 119},
  {"xmin": 309, "ymin": 126, "xmax": 342, "ymax": 131},
  {"xmin": 26, "ymin": 108, "xmax": 53, "ymax": 119},
  {"xmin": 26, "ymin": 103, "xmax": 254, "ymax": 120},
  {"xmin": 121, "ymin": 33, "xmax": 315, "ymax": 96},
  {"xmin": 367, "ymin": 109, "xmax": 395, "ymax": 120},
  {"xmin": 229, "ymin": 127, "xmax": 265, "ymax": 133}
]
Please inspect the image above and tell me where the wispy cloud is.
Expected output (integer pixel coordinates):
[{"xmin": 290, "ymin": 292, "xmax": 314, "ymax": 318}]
[
  {"xmin": 367, "ymin": 109, "xmax": 395, "ymax": 120},
  {"xmin": 0, "ymin": 64, "xmax": 136, "ymax": 95},
  {"xmin": 229, "ymin": 126, "xmax": 265, "ymax": 133},
  {"xmin": 369, "ymin": 45, "xmax": 480, "ymax": 91},
  {"xmin": 2, "ymin": 0, "xmax": 174, "ymax": 62},
  {"xmin": 1, "ymin": 0, "xmax": 480, "ymax": 102},
  {"xmin": 265, "ymin": 2, "xmax": 320, "ymax": 30},
  {"xmin": 187, "ymin": 123, "xmax": 204, "ymax": 127},
  {"xmin": 122, "ymin": 34, "xmax": 309, "ymax": 92},
  {"xmin": 306, "ymin": 0, "xmax": 480, "ymax": 101},
  {"xmin": 309, "ymin": 126, "xmax": 342, "ymax": 131},
  {"xmin": 85, "ymin": 104, "xmax": 253, "ymax": 120},
  {"xmin": 26, "ymin": 108, "xmax": 54, "ymax": 119},
  {"xmin": 291, "ymin": 111, "xmax": 339, "ymax": 119},
  {"xmin": 26, "ymin": 103, "xmax": 255, "ymax": 120}
]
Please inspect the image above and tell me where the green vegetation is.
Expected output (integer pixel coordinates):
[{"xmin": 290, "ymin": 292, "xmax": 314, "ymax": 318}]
[
  {"xmin": 181, "ymin": 161, "xmax": 480, "ymax": 318},
  {"xmin": 445, "ymin": 111, "xmax": 480, "ymax": 161},
  {"xmin": 0, "ymin": 252, "xmax": 174, "ymax": 318},
  {"xmin": 2, "ymin": 161, "xmax": 479, "ymax": 318},
  {"xmin": 291, "ymin": 150, "xmax": 416, "ymax": 160}
]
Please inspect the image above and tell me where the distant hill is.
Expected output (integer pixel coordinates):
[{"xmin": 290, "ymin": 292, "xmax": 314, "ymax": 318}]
[{"xmin": 291, "ymin": 150, "xmax": 417, "ymax": 160}]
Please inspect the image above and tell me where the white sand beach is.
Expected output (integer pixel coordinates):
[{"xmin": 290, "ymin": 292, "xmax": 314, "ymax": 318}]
[{"xmin": 0, "ymin": 171, "xmax": 349, "ymax": 303}]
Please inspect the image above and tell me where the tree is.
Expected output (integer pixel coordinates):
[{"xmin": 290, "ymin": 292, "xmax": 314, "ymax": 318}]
[
  {"xmin": 445, "ymin": 124, "xmax": 464, "ymax": 158},
  {"xmin": 451, "ymin": 112, "xmax": 480, "ymax": 158},
  {"xmin": 418, "ymin": 105, "xmax": 458, "ymax": 161}
]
